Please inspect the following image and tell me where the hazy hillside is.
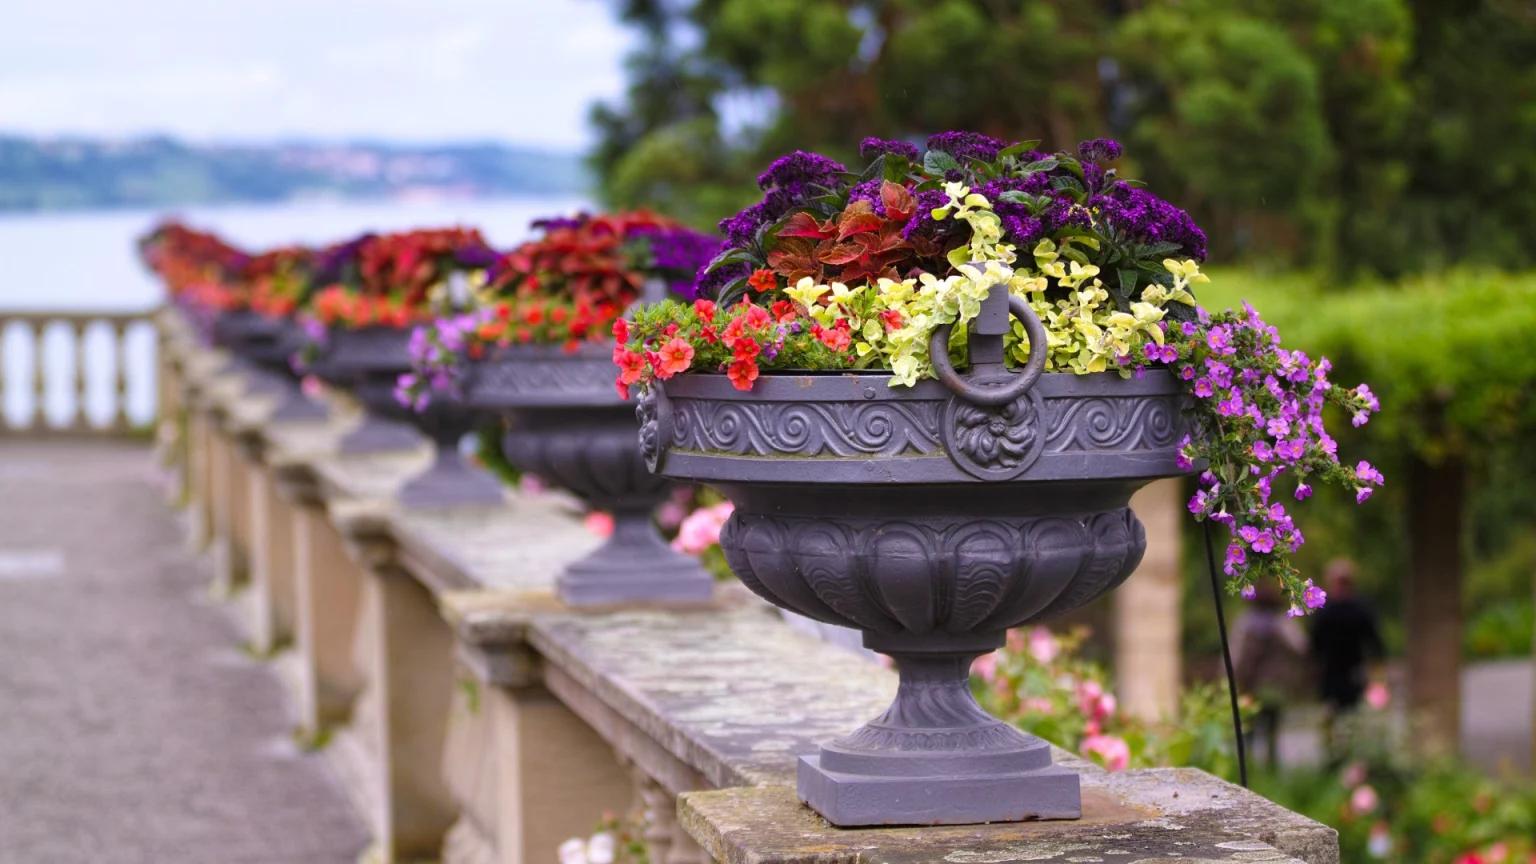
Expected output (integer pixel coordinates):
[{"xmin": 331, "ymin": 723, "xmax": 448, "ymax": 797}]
[{"xmin": 0, "ymin": 136, "xmax": 589, "ymax": 211}]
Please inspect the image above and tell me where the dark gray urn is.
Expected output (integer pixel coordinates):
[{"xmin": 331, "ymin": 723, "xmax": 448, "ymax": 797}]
[
  {"xmin": 639, "ymin": 286, "xmax": 1189, "ymax": 826},
  {"xmin": 211, "ymin": 309, "xmax": 289, "ymax": 399},
  {"xmin": 217, "ymin": 313, "xmax": 328, "ymax": 421},
  {"xmin": 310, "ymin": 326, "xmax": 503, "ymax": 508},
  {"xmin": 309, "ymin": 325, "xmax": 422, "ymax": 453},
  {"xmin": 466, "ymin": 343, "xmax": 713, "ymax": 606}
]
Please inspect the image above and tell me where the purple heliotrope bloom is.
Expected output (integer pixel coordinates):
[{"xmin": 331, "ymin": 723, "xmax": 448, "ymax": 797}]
[
  {"xmin": 847, "ymin": 178, "xmax": 888, "ymax": 217},
  {"xmin": 628, "ymin": 225, "xmax": 721, "ymax": 300},
  {"xmin": 859, "ymin": 137, "xmax": 920, "ymax": 162},
  {"xmin": 1078, "ymin": 138, "xmax": 1124, "ymax": 163},
  {"xmin": 717, "ymin": 151, "xmax": 848, "ymax": 248},
  {"xmin": 1089, "ymin": 182, "xmax": 1208, "ymax": 260},
  {"xmin": 925, "ymin": 131, "xmax": 1012, "ymax": 163}
]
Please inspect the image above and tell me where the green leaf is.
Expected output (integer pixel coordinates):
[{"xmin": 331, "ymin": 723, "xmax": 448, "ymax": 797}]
[
  {"xmin": 1118, "ymin": 268, "xmax": 1140, "ymax": 297},
  {"xmin": 1022, "ymin": 158, "xmax": 1059, "ymax": 173},
  {"xmin": 884, "ymin": 155, "xmax": 912, "ymax": 182},
  {"xmin": 923, "ymin": 150, "xmax": 962, "ymax": 175},
  {"xmin": 997, "ymin": 191, "xmax": 1033, "ymax": 204},
  {"xmin": 856, "ymin": 154, "xmax": 886, "ymax": 185},
  {"xmin": 998, "ymin": 140, "xmax": 1041, "ymax": 161},
  {"xmin": 706, "ymin": 246, "xmax": 758, "ymax": 272},
  {"xmin": 1050, "ymin": 175, "xmax": 1086, "ymax": 196},
  {"xmin": 715, "ymin": 275, "xmax": 750, "ymax": 307}
]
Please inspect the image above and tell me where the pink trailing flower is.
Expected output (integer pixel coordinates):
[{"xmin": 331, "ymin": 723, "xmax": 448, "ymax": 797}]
[
  {"xmin": 1350, "ymin": 784, "xmax": 1379, "ymax": 815},
  {"xmin": 1082, "ymin": 733, "xmax": 1131, "ymax": 771},
  {"xmin": 584, "ymin": 511, "xmax": 614, "ymax": 538},
  {"xmin": 1365, "ymin": 681, "xmax": 1390, "ymax": 710},
  {"xmin": 672, "ymin": 501, "xmax": 735, "ymax": 554},
  {"xmin": 1075, "ymin": 679, "xmax": 1117, "ymax": 722},
  {"xmin": 1027, "ymin": 627, "xmax": 1059, "ymax": 664},
  {"xmin": 971, "ymin": 652, "xmax": 1000, "ymax": 682}
]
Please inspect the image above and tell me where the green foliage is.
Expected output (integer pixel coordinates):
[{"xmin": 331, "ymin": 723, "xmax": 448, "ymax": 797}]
[
  {"xmin": 1251, "ymin": 709, "xmax": 1536, "ymax": 862},
  {"xmin": 975, "ymin": 626, "xmax": 1254, "ymax": 781}
]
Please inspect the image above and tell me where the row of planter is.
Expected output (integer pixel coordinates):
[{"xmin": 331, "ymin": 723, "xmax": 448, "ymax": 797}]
[{"xmin": 149, "ymin": 129, "xmax": 1383, "ymax": 831}]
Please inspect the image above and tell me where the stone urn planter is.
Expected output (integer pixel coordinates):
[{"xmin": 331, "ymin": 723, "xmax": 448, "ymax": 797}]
[
  {"xmin": 308, "ymin": 325, "xmax": 421, "ymax": 453},
  {"xmin": 639, "ymin": 285, "xmax": 1189, "ymax": 826},
  {"xmin": 310, "ymin": 326, "xmax": 502, "ymax": 508},
  {"xmin": 465, "ymin": 342, "xmax": 713, "ymax": 605},
  {"xmin": 215, "ymin": 313, "xmax": 327, "ymax": 421}
]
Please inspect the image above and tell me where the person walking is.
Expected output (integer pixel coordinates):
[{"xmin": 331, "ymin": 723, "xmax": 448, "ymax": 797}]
[
  {"xmin": 1307, "ymin": 558, "xmax": 1385, "ymax": 760},
  {"xmin": 1232, "ymin": 580, "xmax": 1308, "ymax": 769}
]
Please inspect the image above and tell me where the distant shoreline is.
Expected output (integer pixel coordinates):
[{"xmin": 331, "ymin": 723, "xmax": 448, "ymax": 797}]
[{"xmin": 0, "ymin": 135, "xmax": 591, "ymax": 214}]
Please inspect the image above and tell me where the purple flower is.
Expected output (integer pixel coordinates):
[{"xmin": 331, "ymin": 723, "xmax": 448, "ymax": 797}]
[
  {"xmin": 1356, "ymin": 487, "xmax": 1374, "ymax": 504},
  {"xmin": 1077, "ymin": 138, "xmax": 1124, "ymax": 163},
  {"xmin": 1224, "ymin": 543, "xmax": 1248, "ymax": 576},
  {"xmin": 1241, "ymin": 584, "xmax": 1257, "ymax": 600},
  {"xmin": 1086, "ymin": 181, "xmax": 1207, "ymax": 260},
  {"xmin": 1303, "ymin": 580, "xmax": 1328, "ymax": 609},
  {"xmin": 925, "ymin": 130, "xmax": 1012, "ymax": 163},
  {"xmin": 1356, "ymin": 461, "xmax": 1384, "ymax": 485},
  {"xmin": 1253, "ymin": 441, "xmax": 1273, "ymax": 462},
  {"xmin": 757, "ymin": 151, "xmax": 846, "ymax": 192},
  {"xmin": 1287, "ymin": 606, "xmax": 1304, "ymax": 618},
  {"xmin": 847, "ymin": 178, "xmax": 888, "ymax": 217},
  {"xmin": 1295, "ymin": 483, "xmax": 1312, "ymax": 500},
  {"xmin": 860, "ymin": 137, "xmax": 921, "ymax": 162},
  {"xmin": 1251, "ymin": 530, "xmax": 1276, "ymax": 554},
  {"xmin": 1267, "ymin": 416, "xmax": 1291, "ymax": 438}
]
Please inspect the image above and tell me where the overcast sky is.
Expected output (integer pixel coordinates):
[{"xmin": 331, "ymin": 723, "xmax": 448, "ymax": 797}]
[{"xmin": 0, "ymin": 0, "xmax": 635, "ymax": 150}]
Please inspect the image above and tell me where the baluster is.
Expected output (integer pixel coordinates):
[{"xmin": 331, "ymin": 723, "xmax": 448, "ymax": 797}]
[
  {"xmin": 0, "ymin": 317, "xmax": 8, "ymax": 432},
  {"xmin": 31, "ymin": 320, "xmax": 47, "ymax": 432},
  {"xmin": 72, "ymin": 319, "xmax": 89, "ymax": 431},
  {"xmin": 113, "ymin": 319, "xmax": 130, "ymax": 432}
]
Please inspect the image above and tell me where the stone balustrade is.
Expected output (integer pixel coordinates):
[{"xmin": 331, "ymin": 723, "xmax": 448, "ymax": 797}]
[
  {"xmin": 158, "ymin": 308, "xmax": 1340, "ymax": 864},
  {"xmin": 0, "ymin": 309, "xmax": 154, "ymax": 434}
]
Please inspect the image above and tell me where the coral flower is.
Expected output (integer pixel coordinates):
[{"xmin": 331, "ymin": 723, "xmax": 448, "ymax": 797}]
[
  {"xmin": 694, "ymin": 298, "xmax": 716, "ymax": 322},
  {"xmin": 655, "ymin": 337, "xmax": 695, "ymax": 378},
  {"xmin": 727, "ymin": 358, "xmax": 759, "ymax": 391},
  {"xmin": 615, "ymin": 349, "xmax": 647, "ymax": 385},
  {"xmin": 748, "ymin": 268, "xmax": 777, "ymax": 292}
]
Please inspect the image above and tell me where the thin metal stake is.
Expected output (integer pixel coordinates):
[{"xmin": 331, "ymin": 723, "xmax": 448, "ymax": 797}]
[{"xmin": 1204, "ymin": 520, "xmax": 1249, "ymax": 788}]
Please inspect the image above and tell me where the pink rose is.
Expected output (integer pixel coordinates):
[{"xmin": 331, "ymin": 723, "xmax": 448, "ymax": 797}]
[
  {"xmin": 971, "ymin": 652, "xmax": 1000, "ymax": 682},
  {"xmin": 1350, "ymin": 784, "xmax": 1378, "ymax": 815},
  {"xmin": 1027, "ymin": 627, "xmax": 1059, "ymax": 664},
  {"xmin": 671, "ymin": 501, "xmax": 735, "ymax": 554}
]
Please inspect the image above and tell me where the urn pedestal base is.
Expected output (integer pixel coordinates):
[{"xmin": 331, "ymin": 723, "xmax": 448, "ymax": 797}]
[
  {"xmin": 397, "ymin": 402, "xmax": 505, "ymax": 510},
  {"xmin": 556, "ymin": 505, "xmax": 714, "ymax": 606},
  {"xmin": 339, "ymin": 415, "xmax": 421, "ymax": 454},
  {"xmin": 795, "ymin": 651, "xmax": 1080, "ymax": 826}
]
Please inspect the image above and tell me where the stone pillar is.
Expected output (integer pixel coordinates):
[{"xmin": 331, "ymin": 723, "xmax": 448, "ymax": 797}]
[
  {"xmin": 450, "ymin": 626, "xmax": 633, "ymax": 864},
  {"xmin": 209, "ymin": 417, "xmax": 250, "ymax": 597},
  {"xmin": 1115, "ymin": 478, "xmax": 1183, "ymax": 722},
  {"xmin": 284, "ymin": 472, "xmax": 365, "ymax": 737},
  {"xmin": 185, "ymin": 396, "xmax": 214, "ymax": 553},
  {"xmin": 248, "ymin": 452, "xmax": 298, "ymax": 655},
  {"xmin": 341, "ymin": 519, "xmax": 461, "ymax": 862}
]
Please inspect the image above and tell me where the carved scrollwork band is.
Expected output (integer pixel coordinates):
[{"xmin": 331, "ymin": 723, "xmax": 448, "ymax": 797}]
[
  {"xmin": 645, "ymin": 386, "xmax": 1184, "ymax": 477},
  {"xmin": 468, "ymin": 354, "xmax": 618, "ymax": 399}
]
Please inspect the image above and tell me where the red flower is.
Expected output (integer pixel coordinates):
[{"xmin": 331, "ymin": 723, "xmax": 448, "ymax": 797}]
[
  {"xmin": 733, "ymin": 339, "xmax": 761, "ymax": 361},
  {"xmin": 727, "ymin": 359, "xmax": 760, "ymax": 391},
  {"xmin": 722, "ymin": 316, "xmax": 747, "ymax": 348},
  {"xmin": 815, "ymin": 320, "xmax": 852, "ymax": 352},
  {"xmin": 615, "ymin": 349, "xmax": 647, "ymax": 385},
  {"xmin": 880, "ymin": 309, "xmax": 905, "ymax": 331},
  {"xmin": 742, "ymin": 304, "xmax": 772, "ymax": 329},
  {"xmin": 700, "ymin": 325, "xmax": 718, "ymax": 344},
  {"xmin": 748, "ymin": 269, "xmax": 777, "ymax": 292},
  {"xmin": 655, "ymin": 337, "xmax": 695, "ymax": 378},
  {"xmin": 694, "ymin": 299, "xmax": 716, "ymax": 322},
  {"xmin": 770, "ymin": 300, "xmax": 797, "ymax": 323},
  {"xmin": 663, "ymin": 322, "xmax": 679, "ymax": 337},
  {"xmin": 612, "ymin": 318, "xmax": 630, "ymax": 342}
]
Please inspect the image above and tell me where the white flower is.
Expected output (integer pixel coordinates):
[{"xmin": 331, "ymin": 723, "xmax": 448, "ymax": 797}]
[
  {"xmin": 558, "ymin": 838, "xmax": 589, "ymax": 864},
  {"xmin": 586, "ymin": 831, "xmax": 616, "ymax": 864}
]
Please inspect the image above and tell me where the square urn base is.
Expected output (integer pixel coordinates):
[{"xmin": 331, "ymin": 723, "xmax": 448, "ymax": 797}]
[{"xmin": 796, "ymin": 754, "xmax": 1082, "ymax": 827}]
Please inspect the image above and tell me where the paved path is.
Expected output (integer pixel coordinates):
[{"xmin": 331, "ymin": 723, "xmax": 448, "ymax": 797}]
[{"xmin": 0, "ymin": 440, "xmax": 368, "ymax": 864}]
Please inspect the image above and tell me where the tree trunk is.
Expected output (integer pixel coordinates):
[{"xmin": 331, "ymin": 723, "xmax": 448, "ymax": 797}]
[
  {"xmin": 1115, "ymin": 479, "xmax": 1184, "ymax": 722},
  {"xmin": 1406, "ymin": 453, "xmax": 1465, "ymax": 756}
]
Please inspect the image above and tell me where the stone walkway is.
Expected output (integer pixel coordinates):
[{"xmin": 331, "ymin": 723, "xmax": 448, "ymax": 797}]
[{"xmin": 0, "ymin": 441, "xmax": 368, "ymax": 864}]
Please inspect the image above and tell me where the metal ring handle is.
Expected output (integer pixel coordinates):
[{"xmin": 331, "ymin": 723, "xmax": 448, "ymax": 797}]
[{"xmin": 928, "ymin": 294, "xmax": 1048, "ymax": 406}]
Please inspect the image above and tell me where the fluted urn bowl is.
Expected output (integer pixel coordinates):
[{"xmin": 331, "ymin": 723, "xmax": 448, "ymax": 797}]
[
  {"xmin": 211, "ymin": 309, "xmax": 289, "ymax": 398},
  {"xmin": 640, "ymin": 296, "xmax": 1188, "ymax": 826},
  {"xmin": 465, "ymin": 343, "xmax": 713, "ymax": 606},
  {"xmin": 219, "ymin": 314, "xmax": 327, "ymax": 421},
  {"xmin": 308, "ymin": 325, "xmax": 422, "ymax": 454}
]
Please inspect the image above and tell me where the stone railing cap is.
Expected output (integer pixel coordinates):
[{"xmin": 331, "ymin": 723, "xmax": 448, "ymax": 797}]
[{"xmin": 680, "ymin": 783, "xmax": 1333, "ymax": 864}]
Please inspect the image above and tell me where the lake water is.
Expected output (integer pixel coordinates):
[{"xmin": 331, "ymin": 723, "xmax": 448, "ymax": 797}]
[{"xmin": 0, "ymin": 195, "xmax": 589, "ymax": 428}]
